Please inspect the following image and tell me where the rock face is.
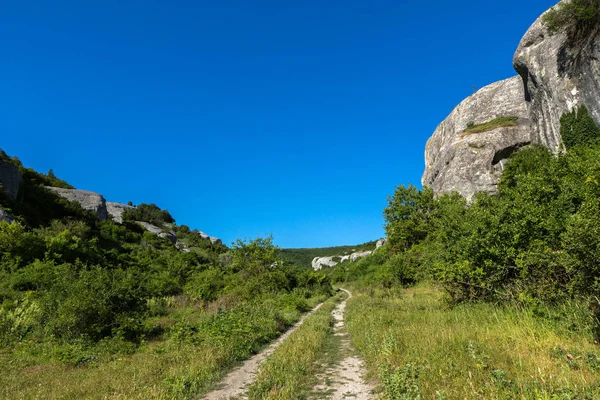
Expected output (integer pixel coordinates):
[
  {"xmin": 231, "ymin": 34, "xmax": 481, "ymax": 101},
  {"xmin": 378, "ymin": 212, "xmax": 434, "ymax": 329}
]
[
  {"xmin": 47, "ymin": 187, "xmax": 108, "ymax": 220},
  {"xmin": 136, "ymin": 221, "xmax": 177, "ymax": 244},
  {"xmin": 106, "ymin": 202, "xmax": 134, "ymax": 223},
  {"xmin": 422, "ymin": 77, "xmax": 532, "ymax": 201},
  {"xmin": 513, "ymin": 9, "xmax": 600, "ymax": 151},
  {"xmin": 198, "ymin": 231, "xmax": 222, "ymax": 245},
  {"xmin": 0, "ymin": 208, "xmax": 13, "ymax": 223},
  {"xmin": 376, "ymin": 238, "xmax": 387, "ymax": 249},
  {"xmin": 312, "ymin": 250, "xmax": 373, "ymax": 271},
  {"xmin": 423, "ymin": 1, "xmax": 600, "ymax": 200},
  {"xmin": 0, "ymin": 160, "xmax": 22, "ymax": 201}
]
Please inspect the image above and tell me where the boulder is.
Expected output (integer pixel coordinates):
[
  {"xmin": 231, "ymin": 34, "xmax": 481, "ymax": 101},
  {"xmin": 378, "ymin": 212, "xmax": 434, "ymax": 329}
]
[
  {"xmin": 376, "ymin": 238, "xmax": 387, "ymax": 249},
  {"xmin": 0, "ymin": 160, "xmax": 22, "ymax": 201},
  {"xmin": 106, "ymin": 202, "xmax": 134, "ymax": 223},
  {"xmin": 47, "ymin": 187, "xmax": 108, "ymax": 220},
  {"xmin": 422, "ymin": 77, "xmax": 532, "ymax": 201},
  {"xmin": 513, "ymin": 5, "xmax": 600, "ymax": 151}
]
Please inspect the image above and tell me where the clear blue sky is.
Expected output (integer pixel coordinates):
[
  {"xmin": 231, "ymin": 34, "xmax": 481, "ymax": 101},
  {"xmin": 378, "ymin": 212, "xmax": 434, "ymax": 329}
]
[{"xmin": 1, "ymin": 0, "xmax": 554, "ymax": 248}]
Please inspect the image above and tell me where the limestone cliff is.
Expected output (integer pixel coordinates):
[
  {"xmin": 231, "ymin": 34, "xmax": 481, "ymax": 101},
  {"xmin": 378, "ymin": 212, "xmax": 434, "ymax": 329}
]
[
  {"xmin": 106, "ymin": 202, "xmax": 134, "ymax": 224},
  {"xmin": 513, "ymin": 9, "xmax": 600, "ymax": 151},
  {"xmin": 423, "ymin": 1, "xmax": 600, "ymax": 199},
  {"xmin": 422, "ymin": 77, "xmax": 531, "ymax": 201},
  {"xmin": 0, "ymin": 160, "xmax": 22, "ymax": 201},
  {"xmin": 47, "ymin": 187, "xmax": 109, "ymax": 220}
]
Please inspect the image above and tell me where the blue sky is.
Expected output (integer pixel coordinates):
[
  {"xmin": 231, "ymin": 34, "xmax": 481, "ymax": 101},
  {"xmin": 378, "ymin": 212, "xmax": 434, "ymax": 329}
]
[{"xmin": 1, "ymin": 0, "xmax": 554, "ymax": 248}]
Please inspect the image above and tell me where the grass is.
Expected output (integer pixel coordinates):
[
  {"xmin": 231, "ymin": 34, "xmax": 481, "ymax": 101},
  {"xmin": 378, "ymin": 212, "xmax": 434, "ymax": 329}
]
[
  {"xmin": 345, "ymin": 284, "xmax": 600, "ymax": 399},
  {"xmin": 0, "ymin": 291, "xmax": 329, "ymax": 399},
  {"xmin": 247, "ymin": 291, "xmax": 345, "ymax": 399},
  {"xmin": 461, "ymin": 116, "xmax": 520, "ymax": 136}
]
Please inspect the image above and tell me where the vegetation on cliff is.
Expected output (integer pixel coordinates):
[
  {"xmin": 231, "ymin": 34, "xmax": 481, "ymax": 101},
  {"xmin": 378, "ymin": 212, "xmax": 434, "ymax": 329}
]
[
  {"xmin": 325, "ymin": 106, "xmax": 600, "ymax": 399},
  {"xmin": 543, "ymin": 0, "xmax": 600, "ymax": 42}
]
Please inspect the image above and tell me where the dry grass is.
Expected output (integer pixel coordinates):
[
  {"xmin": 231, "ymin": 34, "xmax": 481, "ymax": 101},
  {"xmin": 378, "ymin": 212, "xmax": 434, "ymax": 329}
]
[
  {"xmin": 461, "ymin": 116, "xmax": 520, "ymax": 137},
  {"xmin": 345, "ymin": 284, "xmax": 600, "ymax": 399}
]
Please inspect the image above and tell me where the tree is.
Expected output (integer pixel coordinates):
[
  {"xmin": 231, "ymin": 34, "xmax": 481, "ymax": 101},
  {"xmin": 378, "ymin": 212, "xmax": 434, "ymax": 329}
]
[{"xmin": 383, "ymin": 185, "xmax": 435, "ymax": 252}]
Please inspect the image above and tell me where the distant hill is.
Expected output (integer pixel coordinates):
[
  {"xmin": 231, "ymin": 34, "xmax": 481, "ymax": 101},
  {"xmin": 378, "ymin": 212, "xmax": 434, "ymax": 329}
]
[{"xmin": 279, "ymin": 241, "xmax": 377, "ymax": 268}]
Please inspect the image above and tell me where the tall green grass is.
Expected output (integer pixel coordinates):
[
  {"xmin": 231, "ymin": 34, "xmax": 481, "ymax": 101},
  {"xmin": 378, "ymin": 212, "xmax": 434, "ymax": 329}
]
[
  {"xmin": 0, "ymin": 292, "xmax": 328, "ymax": 399},
  {"xmin": 345, "ymin": 284, "xmax": 600, "ymax": 399},
  {"xmin": 247, "ymin": 292, "xmax": 344, "ymax": 399}
]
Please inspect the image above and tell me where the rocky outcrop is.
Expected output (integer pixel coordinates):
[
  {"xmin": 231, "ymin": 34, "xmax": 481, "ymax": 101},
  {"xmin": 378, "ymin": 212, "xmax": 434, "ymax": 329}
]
[
  {"xmin": 312, "ymin": 250, "xmax": 373, "ymax": 271},
  {"xmin": 0, "ymin": 208, "xmax": 13, "ymax": 223},
  {"xmin": 376, "ymin": 238, "xmax": 387, "ymax": 249},
  {"xmin": 423, "ymin": 1, "xmax": 600, "ymax": 200},
  {"xmin": 350, "ymin": 250, "xmax": 372, "ymax": 262},
  {"xmin": 106, "ymin": 202, "xmax": 134, "ymax": 223},
  {"xmin": 137, "ymin": 221, "xmax": 177, "ymax": 244},
  {"xmin": 198, "ymin": 231, "xmax": 222, "ymax": 245},
  {"xmin": 0, "ymin": 160, "xmax": 22, "ymax": 201},
  {"xmin": 422, "ymin": 77, "xmax": 531, "ymax": 201},
  {"xmin": 513, "ymin": 7, "xmax": 600, "ymax": 151},
  {"xmin": 47, "ymin": 187, "xmax": 108, "ymax": 220}
]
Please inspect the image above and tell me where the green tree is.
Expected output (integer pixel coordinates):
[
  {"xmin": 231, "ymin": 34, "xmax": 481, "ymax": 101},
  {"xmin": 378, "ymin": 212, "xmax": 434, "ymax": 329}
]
[{"xmin": 384, "ymin": 185, "xmax": 435, "ymax": 252}]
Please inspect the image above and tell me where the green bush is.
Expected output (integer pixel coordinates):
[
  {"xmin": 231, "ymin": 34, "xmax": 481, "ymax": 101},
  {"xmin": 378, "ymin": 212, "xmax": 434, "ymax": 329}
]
[
  {"xmin": 122, "ymin": 203, "xmax": 175, "ymax": 226},
  {"xmin": 543, "ymin": 0, "xmax": 600, "ymax": 42},
  {"xmin": 560, "ymin": 105, "xmax": 600, "ymax": 149}
]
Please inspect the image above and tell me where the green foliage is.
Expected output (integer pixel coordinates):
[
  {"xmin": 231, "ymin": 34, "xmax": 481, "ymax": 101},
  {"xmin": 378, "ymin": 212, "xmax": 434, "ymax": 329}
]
[
  {"xmin": 379, "ymin": 363, "xmax": 422, "ymax": 400},
  {"xmin": 122, "ymin": 202, "xmax": 175, "ymax": 226},
  {"xmin": 370, "ymin": 109, "xmax": 600, "ymax": 334},
  {"xmin": 560, "ymin": 105, "xmax": 600, "ymax": 149},
  {"xmin": 543, "ymin": 0, "xmax": 600, "ymax": 42},
  {"xmin": 461, "ymin": 116, "xmax": 519, "ymax": 135},
  {"xmin": 384, "ymin": 185, "xmax": 434, "ymax": 252}
]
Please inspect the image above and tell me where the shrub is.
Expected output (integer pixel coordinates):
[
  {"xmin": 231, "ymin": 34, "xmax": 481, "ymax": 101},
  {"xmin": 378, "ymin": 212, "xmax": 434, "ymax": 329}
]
[
  {"xmin": 560, "ymin": 105, "xmax": 600, "ymax": 149},
  {"xmin": 122, "ymin": 203, "xmax": 175, "ymax": 226},
  {"xmin": 543, "ymin": 0, "xmax": 600, "ymax": 43}
]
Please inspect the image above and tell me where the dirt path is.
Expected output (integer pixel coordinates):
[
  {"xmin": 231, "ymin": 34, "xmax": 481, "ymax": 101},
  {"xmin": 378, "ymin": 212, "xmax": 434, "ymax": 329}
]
[
  {"xmin": 311, "ymin": 289, "xmax": 375, "ymax": 400},
  {"xmin": 202, "ymin": 302, "xmax": 324, "ymax": 400}
]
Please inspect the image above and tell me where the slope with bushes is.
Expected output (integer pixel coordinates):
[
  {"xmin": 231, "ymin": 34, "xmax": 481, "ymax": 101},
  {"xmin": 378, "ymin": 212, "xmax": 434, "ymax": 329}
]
[{"xmin": 0, "ymin": 152, "xmax": 333, "ymax": 399}]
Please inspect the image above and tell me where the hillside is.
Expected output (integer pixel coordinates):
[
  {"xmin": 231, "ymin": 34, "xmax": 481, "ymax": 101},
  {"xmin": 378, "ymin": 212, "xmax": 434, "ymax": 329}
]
[
  {"xmin": 279, "ymin": 241, "xmax": 377, "ymax": 268},
  {"xmin": 0, "ymin": 149, "xmax": 334, "ymax": 399}
]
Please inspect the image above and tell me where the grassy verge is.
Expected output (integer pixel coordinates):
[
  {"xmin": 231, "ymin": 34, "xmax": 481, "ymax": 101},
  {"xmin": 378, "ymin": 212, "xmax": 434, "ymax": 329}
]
[
  {"xmin": 0, "ymin": 292, "xmax": 329, "ymax": 399},
  {"xmin": 345, "ymin": 284, "xmax": 600, "ymax": 399},
  {"xmin": 247, "ymin": 291, "xmax": 345, "ymax": 399},
  {"xmin": 461, "ymin": 116, "xmax": 519, "ymax": 136}
]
